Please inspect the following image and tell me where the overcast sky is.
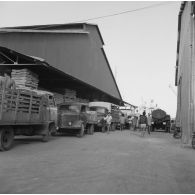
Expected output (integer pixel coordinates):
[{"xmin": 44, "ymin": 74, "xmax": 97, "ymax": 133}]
[{"xmin": 0, "ymin": 1, "xmax": 181, "ymax": 117}]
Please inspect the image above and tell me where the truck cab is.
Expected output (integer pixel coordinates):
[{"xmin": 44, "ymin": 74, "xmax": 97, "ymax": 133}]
[
  {"xmin": 89, "ymin": 101, "xmax": 120, "ymax": 131},
  {"xmin": 57, "ymin": 102, "xmax": 97, "ymax": 137}
]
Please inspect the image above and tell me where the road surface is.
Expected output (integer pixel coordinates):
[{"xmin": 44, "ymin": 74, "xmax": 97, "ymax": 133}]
[{"xmin": 0, "ymin": 130, "xmax": 195, "ymax": 193}]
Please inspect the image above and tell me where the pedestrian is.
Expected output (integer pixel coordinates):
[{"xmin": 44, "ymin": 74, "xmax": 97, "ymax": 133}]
[
  {"xmin": 104, "ymin": 112, "xmax": 112, "ymax": 134},
  {"xmin": 132, "ymin": 115, "xmax": 137, "ymax": 131},
  {"xmin": 139, "ymin": 111, "xmax": 148, "ymax": 137},
  {"xmin": 135, "ymin": 110, "xmax": 140, "ymax": 130},
  {"xmin": 119, "ymin": 113, "xmax": 125, "ymax": 131},
  {"xmin": 147, "ymin": 113, "xmax": 152, "ymax": 135},
  {"xmin": 127, "ymin": 116, "xmax": 132, "ymax": 130}
]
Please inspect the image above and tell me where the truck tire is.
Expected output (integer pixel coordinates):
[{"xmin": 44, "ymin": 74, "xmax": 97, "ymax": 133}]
[
  {"xmin": 42, "ymin": 126, "xmax": 51, "ymax": 142},
  {"xmin": 0, "ymin": 127, "xmax": 14, "ymax": 151},
  {"xmin": 89, "ymin": 124, "xmax": 94, "ymax": 135},
  {"xmin": 49, "ymin": 123, "xmax": 57, "ymax": 136},
  {"xmin": 102, "ymin": 126, "xmax": 106, "ymax": 133},
  {"xmin": 192, "ymin": 137, "xmax": 195, "ymax": 149},
  {"xmin": 78, "ymin": 124, "xmax": 85, "ymax": 138},
  {"xmin": 111, "ymin": 123, "xmax": 116, "ymax": 131}
]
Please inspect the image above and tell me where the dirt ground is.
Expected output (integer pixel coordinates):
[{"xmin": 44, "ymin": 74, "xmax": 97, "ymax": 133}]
[{"xmin": 0, "ymin": 129, "xmax": 195, "ymax": 193}]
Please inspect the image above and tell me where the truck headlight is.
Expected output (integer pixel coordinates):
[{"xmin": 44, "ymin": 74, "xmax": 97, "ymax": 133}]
[
  {"xmin": 68, "ymin": 122, "xmax": 72, "ymax": 126},
  {"xmin": 163, "ymin": 122, "xmax": 166, "ymax": 125}
]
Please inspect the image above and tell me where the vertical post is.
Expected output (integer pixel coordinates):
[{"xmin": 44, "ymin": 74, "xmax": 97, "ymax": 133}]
[
  {"xmin": 191, "ymin": 2, "xmax": 195, "ymax": 138},
  {"xmin": 14, "ymin": 90, "xmax": 20, "ymax": 123}
]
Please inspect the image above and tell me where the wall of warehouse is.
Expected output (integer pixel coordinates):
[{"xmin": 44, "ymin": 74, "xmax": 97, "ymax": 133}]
[{"xmin": 176, "ymin": 2, "xmax": 195, "ymax": 144}]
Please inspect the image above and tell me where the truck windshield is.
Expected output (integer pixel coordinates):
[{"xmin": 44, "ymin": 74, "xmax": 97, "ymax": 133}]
[
  {"xmin": 60, "ymin": 105, "xmax": 80, "ymax": 113},
  {"xmin": 90, "ymin": 106, "xmax": 107, "ymax": 114}
]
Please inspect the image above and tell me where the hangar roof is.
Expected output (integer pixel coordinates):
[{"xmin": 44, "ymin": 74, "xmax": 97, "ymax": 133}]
[{"xmin": 0, "ymin": 23, "xmax": 122, "ymax": 102}]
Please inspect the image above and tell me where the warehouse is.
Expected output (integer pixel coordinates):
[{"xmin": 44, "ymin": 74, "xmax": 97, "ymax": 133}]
[
  {"xmin": 175, "ymin": 2, "xmax": 195, "ymax": 144},
  {"xmin": 0, "ymin": 23, "xmax": 127, "ymax": 106}
]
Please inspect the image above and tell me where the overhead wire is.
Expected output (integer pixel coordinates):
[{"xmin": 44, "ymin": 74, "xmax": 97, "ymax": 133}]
[{"xmin": 72, "ymin": 2, "xmax": 175, "ymax": 23}]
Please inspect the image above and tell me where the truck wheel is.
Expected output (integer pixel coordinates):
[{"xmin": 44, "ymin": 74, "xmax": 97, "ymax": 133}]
[
  {"xmin": 0, "ymin": 127, "xmax": 14, "ymax": 151},
  {"xmin": 111, "ymin": 124, "xmax": 116, "ymax": 131},
  {"xmin": 78, "ymin": 124, "xmax": 85, "ymax": 138},
  {"xmin": 192, "ymin": 137, "xmax": 195, "ymax": 149},
  {"xmin": 102, "ymin": 126, "xmax": 106, "ymax": 133},
  {"xmin": 42, "ymin": 126, "xmax": 51, "ymax": 142},
  {"xmin": 49, "ymin": 123, "xmax": 57, "ymax": 136},
  {"xmin": 89, "ymin": 124, "xmax": 94, "ymax": 135}
]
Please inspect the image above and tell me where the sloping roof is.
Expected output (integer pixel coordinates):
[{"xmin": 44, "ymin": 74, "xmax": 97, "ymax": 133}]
[
  {"xmin": 0, "ymin": 23, "xmax": 122, "ymax": 103},
  {"xmin": 2, "ymin": 23, "xmax": 104, "ymax": 45}
]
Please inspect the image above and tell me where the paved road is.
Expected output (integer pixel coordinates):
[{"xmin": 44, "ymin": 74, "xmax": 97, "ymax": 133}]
[{"xmin": 0, "ymin": 130, "xmax": 195, "ymax": 193}]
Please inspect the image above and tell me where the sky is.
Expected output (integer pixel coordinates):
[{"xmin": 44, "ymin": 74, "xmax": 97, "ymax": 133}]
[{"xmin": 0, "ymin": 1, "xmax": 181, "ymax": 117}]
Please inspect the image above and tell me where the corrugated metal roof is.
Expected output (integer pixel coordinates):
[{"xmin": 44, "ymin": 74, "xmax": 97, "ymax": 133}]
[{"xmin": 1, "ymin": 23, "xmax": 104, "ymax": 45}]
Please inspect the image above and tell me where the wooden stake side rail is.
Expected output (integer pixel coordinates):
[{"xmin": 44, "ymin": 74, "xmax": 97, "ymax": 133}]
[{"xmin": 0, "ymin": 89, "xmax": 47, "ymax": 125}]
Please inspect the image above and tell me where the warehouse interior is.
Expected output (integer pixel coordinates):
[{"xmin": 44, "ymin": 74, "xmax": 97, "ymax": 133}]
[{"xmin": 0, "ymin": 46, "xmax": 125, "ymax": 106}]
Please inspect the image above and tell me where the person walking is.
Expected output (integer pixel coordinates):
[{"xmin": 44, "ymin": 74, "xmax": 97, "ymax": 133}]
[
  {"xmin": 132, "ymin": 116, "xmax": 137, "ymax": 131},
  {"xmin": 119, "ymin": 113, "xmax": 125, "ymax": 131},
  {"xmin": 104, "ymin": 112, "xmax": 112, "ymax": 134},
  {"xmin": 147, "ymin": 113, "xmax": 152, "ymax": 135},
  {"xmin": 139, "ymin": 111, "xmax": 148, "ymax": 137},
  {"xmin": 135, "ymin": 110, "xmax": 140, "ymax": 130}
]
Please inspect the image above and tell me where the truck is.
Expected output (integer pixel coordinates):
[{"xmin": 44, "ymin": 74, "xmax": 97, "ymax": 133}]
[
  {"xmin": 57, "ymin": 102, "xmax": 97, "ymax": 137},
  {"xmin": 88, "ymin": 101, "xmax": 120, "ymax": 132},
  {"xmin": 0, "ymin": 88, "xmax": 57, "ymax": 151},
  {"xmin": 151, "ymin": 109, "xmax": 171, "ymax": 132}
]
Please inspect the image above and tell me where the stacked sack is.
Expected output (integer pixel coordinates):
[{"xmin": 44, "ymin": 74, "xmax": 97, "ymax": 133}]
[{"xmin": 11, "ymin": 69, "xmax": 39, "ymax": 89}]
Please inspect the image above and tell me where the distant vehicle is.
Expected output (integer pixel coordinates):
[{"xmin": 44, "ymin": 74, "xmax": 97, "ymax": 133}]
[
  {"xmin": 0, "ymin": 88, "xmax": 57, "ymax": 151},
  {"xmin": 89, "ymin": 101, "xmax": 120, "ymax": 132},
  {"xmin": 57, "ymin": 102, "xmax": 97, "ymax": 137},
  {"xmin": 151, "ymin": 109, "xmax": 171, "ymax": 132}
]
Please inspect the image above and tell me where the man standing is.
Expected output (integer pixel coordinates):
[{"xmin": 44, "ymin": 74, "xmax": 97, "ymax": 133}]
[
  {"xmin": 147, "ymin": 113, "xmax": 152, "ymax": 135},
  {"xmin": 104, "ymin": 112, "xmax": 112, "ymax": 134},
  {"xmin": 0, "ymin": 69, "xmax": 16, "ymax": 90},
  {"xmin": 119, "ymin": 113, "xmax": 125, "ymax": 131},
  {"xmin": 139, "ymin": 111, "xmax": 148, "ymax": 137}
]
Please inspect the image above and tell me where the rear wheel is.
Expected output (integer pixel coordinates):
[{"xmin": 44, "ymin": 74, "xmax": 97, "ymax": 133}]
[
  {"xmin": 49, "ymin": 123, "xmax": 57, "ymax": 136},
  {"xmin": 0, "ymin": 127, "xmax": 14, "ymax": 151},
  {"xmin": 192, "ymin": 137, "xmax": 195, "ymax": 149},
  {"xmin": 42, "ymin": 125, "xmax": 52, "ymax": 142},
  {"xmin": 111, "ymin": 123, "xmax": 116, "ymax": 131},
  {"xmin": 89, "ymin": 124, "xmax": 94, "ymax": 135},
  {"xmin": 78, "ymin": 124, "xmax": 85, "ymax": 138}
]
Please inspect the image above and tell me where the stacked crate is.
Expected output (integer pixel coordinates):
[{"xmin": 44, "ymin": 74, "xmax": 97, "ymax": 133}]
[
  {"xmin": 53, "ymin": 92, "xmax": 64, "ymax": 105},
  {"xmin": 76, "ymin": 98, "xmax": 89, "ymax": 103},
  {"xmin": 11, "ymin": 69, "xmax": 39, "ymax": 89},
  {"xmin": 63, "ymin": 89, "xmax": 76, "ymax": 102}
]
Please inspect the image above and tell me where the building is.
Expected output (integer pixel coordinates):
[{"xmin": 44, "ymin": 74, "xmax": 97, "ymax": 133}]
[
  {"xmin": 175, "ymin": 2, "xmax": 195, "ymax": 144},
  {"xmin": 0, "ymin": 23, "xmax": 129, "ymax": 106}
]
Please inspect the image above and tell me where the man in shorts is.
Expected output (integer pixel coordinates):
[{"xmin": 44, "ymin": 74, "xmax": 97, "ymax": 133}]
[
  {"xmin": 104, "ymin": 112, "xmax": 112, "ymax": 134},
  {"xmin": 139, "ymin": 111, "xmax": 148, "ymax": 137}
]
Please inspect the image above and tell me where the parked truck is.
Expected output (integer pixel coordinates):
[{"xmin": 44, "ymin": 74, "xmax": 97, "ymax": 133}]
[
  {"xmin": 89, "ymin": 101, "xmax": 120, "ymax": 132},
  {"xmin": 151, "ymin": 109, "xmax": 171, "ymax": 132},
  {"xmin": 0, "ymin": 88, "xmax": 57, "ymax": 151},
  {"xmin": 57, "ymin": 102, "xmax": 97, "ymax": 137}
]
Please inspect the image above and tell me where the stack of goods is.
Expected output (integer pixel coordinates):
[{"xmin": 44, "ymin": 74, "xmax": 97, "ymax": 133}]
[
  {"xmin": 63, "ymin": 89, "xmax": 76, "ymax": 102},
  {"xmin": 76, "ymin": 98, "xmax": 89, "ymax": 103},
  {"xmin": 53, "ymin": 92, "xmax": 64, "ymax": 105},
  {"xmin": 11, "ymin": 69, "xmax": 39, "ymax": 89}
]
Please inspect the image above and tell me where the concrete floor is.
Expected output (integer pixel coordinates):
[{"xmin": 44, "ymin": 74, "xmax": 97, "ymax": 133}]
[{"xmin": 0, "ymin": 130, "xmax": 195, "ymax": 194}]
